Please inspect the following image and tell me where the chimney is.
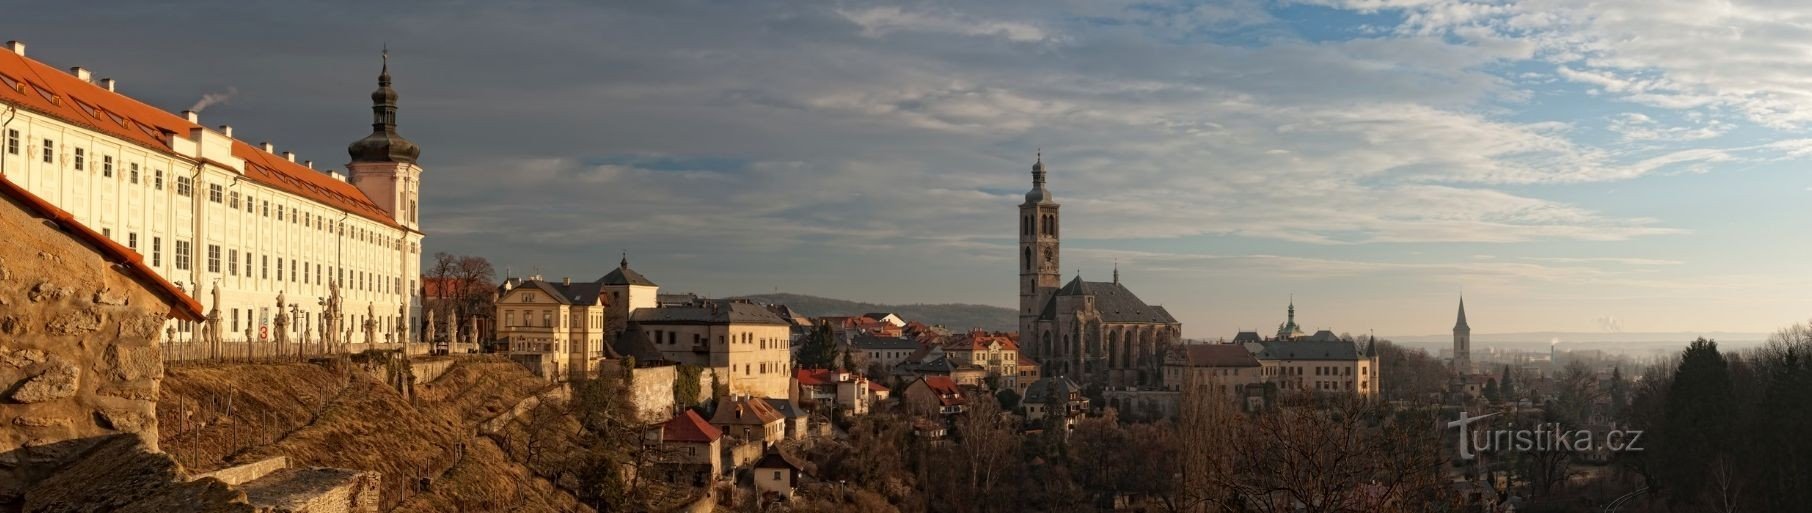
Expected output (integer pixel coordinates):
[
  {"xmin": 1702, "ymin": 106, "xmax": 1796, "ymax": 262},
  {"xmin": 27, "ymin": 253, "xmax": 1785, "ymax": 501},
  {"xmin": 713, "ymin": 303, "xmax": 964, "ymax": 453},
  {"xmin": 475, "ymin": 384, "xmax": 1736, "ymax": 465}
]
[
  {"xmin": 303, "ymin": 160, "xmax": 313, "ymax": 169},
  {"xmin": 563, "ymin": 277, "xmax": 571, "ymax": 285},
  {"xmin": 283, "ymin": 151, "xmax": 295, "ymax": 162},
  {"xmin": 218, "ymin": 125, "xmax": 233, "ymax": 138},
  {"xmin": 99, "ymin": 78, "xmax": 116, "ymax": 92},
  {"xmin": 4, "ymin": 41, "xmax": 23, "ymax": 56},
  {"xmin": 68, "ymin": 67, "xmax": 91, "ymax": 82},
  {"xmin": 182, "ymin": 110, "xmax": 199, "ymax": 123},
  {"xmin": 260, "ymin": 142, "xmax": 274, "ymax": 153}
]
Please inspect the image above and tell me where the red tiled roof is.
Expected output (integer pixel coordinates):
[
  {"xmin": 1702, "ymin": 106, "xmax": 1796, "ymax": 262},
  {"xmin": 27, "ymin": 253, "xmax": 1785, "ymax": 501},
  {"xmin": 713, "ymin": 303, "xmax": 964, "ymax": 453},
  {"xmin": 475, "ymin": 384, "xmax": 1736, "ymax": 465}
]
[
  {"xmin": 0, "ymin": 48, "xmax": 405, "ymax": 230},
  {"xmin": 1175, "ymin": 343, "xmax": 1262, "ymax": 368},
  {"xmin": 0, "ymin": 176, "xmax": 203, "ymax": 322},
  {"xmin": 660, "ymin": 410, "xmax": 721, "ymax": 444},
  {"xmin": 795, "ymin": 368, "xmax": 837, "ymax": 387},
  {"xmin": 867, "ymin": 381, "xmax": 889, "ymax": 392}
]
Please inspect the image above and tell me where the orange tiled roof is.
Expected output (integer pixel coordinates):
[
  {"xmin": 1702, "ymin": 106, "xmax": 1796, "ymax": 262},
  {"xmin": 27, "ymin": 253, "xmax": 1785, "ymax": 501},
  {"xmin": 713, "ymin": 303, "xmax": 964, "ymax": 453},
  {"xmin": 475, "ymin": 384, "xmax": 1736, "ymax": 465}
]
[
  {"xmin": 660, "ymin": 410, "xmax": 721, "ymax": 444},
  {"xmin": 795, "ymin": 368, "xmax": 837, "ymax": 387},
  {"xmin": 0, "ymin": 48, "xmax": 404, "ymax": 230},
  {"xmin": 944, "ymin": 330, "xmax": 1019, "ymax": 352},
  {"xmin": 0, "ymin": 175, "xmax": 203, "ymax": 321}
]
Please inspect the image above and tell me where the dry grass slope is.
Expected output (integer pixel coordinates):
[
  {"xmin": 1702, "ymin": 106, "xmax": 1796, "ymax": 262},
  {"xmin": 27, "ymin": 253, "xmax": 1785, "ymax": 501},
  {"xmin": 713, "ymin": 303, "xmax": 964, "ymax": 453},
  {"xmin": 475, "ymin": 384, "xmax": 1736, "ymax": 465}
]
[{"xmin": 158, "ymin": 359, "xmax": 590, "ymax": 512}]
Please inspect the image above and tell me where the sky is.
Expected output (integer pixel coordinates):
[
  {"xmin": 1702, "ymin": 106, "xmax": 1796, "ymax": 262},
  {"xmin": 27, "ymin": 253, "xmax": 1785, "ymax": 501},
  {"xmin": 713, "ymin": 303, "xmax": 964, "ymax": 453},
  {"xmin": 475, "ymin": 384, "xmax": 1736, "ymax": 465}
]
[{"xmin": 9, "ymin": 0, "xmax": 1812, "ymax": 338}]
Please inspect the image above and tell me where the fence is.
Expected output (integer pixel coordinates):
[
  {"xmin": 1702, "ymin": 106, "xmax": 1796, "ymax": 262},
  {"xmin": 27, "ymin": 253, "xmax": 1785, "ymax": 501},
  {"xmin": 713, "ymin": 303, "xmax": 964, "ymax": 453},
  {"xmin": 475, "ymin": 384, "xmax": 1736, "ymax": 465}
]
[{"xmin": 161, "ymin": 338, "xmax": 441, "ymax": 364}]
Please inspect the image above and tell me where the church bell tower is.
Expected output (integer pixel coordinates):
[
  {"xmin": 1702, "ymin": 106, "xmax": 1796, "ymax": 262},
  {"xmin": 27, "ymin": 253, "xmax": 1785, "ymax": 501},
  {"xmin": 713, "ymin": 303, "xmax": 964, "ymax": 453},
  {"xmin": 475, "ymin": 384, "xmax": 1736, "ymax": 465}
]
[
  {"xmin": 1019, "ymin": 152, "xmax": 1061, "ymax": 359},
  {"xmin": 347, "ymin": 51, "xmax": 424, "ymax": 231}
]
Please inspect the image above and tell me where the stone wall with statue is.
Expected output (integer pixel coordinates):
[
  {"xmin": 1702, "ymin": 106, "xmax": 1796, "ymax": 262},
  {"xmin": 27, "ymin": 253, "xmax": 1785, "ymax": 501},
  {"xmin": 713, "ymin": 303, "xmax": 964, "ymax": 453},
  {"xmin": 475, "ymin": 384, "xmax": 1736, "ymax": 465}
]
[{"xmin": 0, "ymin": 179, "xmax": 202, "ymax": 504}]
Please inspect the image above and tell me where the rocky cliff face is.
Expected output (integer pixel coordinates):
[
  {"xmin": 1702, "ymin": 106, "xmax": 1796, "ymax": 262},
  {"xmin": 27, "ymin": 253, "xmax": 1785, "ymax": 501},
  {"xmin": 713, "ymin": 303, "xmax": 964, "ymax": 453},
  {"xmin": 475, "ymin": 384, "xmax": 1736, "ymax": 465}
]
[{"xmin": 0, "ymin": 186, "xmax": 183, "ymax": 505}]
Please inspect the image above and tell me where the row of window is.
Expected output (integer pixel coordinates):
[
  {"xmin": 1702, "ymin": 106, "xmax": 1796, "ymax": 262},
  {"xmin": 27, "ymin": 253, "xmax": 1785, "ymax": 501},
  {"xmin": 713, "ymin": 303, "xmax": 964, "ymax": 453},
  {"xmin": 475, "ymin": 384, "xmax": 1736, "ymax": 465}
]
[
  {"xmin": 6, "ymin": 129, "xmax": 406, "ymax": 254},
  {"xmin": 499, "ymin": 309, "xmax": 598, "ymax": 329}
]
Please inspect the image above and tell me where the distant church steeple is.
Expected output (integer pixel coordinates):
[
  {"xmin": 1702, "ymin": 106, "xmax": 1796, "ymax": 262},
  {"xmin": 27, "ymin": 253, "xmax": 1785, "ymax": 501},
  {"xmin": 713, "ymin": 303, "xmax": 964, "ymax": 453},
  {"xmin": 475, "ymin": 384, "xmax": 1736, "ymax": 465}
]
[{"xmin": 1453, "ymin": 295, "xmax": 1472, "ymax": 373}]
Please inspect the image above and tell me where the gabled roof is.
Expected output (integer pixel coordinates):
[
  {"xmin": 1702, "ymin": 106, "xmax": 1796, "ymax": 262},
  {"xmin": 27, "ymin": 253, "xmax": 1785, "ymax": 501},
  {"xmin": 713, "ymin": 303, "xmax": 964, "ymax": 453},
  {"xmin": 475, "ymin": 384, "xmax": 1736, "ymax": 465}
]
[
  {"xmin": 754, "ymin": 451, "xmax": 807, "ymax": 473},
  {"xmin": 0, "ymin": 176, "xmax": 203, "ymax": 321},
  {"xmin": 507, "ymin": 279, "xmax": 606, "ymax": 306},
  {"xmin": 0, "ymin": 48, "xmax": 403, "ymax": 230},
  {"xmin": 1232, "ymin": 331, "xmax": 1263, "ymax": 343},
  {"xmin": 912, "ymin": 376, "xmax": 966, "ymax": 406},
  {"xmin": 1170, "ymin": 343, "xmax": 1262, "ymax": 368},
  {"xmin": 710, "ymin": 397, "xmax": 784, "ymax": 426},
  {"xmin": 659, "ymin": 410, "xmax": 721, "ymax": 444}
]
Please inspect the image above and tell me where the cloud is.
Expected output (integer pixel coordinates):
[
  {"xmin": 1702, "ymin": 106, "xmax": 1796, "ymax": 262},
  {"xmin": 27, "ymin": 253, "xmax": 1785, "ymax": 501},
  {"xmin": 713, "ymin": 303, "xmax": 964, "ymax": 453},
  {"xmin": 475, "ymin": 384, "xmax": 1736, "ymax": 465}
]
[{"xmin": 837, "ymin": 6, "xmax": 1052, "ymax": 43}]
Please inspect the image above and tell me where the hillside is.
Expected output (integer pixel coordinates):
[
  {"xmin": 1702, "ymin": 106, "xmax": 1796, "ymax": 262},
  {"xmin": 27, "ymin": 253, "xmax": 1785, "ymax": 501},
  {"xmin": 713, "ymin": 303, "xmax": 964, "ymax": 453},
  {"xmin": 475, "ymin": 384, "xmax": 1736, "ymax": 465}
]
[
  {"xmin": 735, "ymin": 293, "xmax": 1017, "ymax": 331},
  {"xmin": 157, "ymin": 358, "xmax": 589, "ymax": 512}
]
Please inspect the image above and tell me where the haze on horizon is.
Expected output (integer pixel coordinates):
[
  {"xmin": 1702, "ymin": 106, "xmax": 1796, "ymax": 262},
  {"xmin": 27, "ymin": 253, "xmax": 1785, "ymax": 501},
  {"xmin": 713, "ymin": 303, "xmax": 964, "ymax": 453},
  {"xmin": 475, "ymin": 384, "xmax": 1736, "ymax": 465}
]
[{"xmin": 10, "ymin": 0, "xmax": 1811, "ymax": 339}]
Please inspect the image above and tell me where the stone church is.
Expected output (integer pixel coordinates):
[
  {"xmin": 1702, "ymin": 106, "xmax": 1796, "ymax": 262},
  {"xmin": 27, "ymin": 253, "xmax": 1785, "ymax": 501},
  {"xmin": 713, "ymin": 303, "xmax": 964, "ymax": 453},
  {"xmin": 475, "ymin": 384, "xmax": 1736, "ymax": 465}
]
[{"xmin": 1017, "ymin": 154, "xmax": 1182, "ymax": 388}]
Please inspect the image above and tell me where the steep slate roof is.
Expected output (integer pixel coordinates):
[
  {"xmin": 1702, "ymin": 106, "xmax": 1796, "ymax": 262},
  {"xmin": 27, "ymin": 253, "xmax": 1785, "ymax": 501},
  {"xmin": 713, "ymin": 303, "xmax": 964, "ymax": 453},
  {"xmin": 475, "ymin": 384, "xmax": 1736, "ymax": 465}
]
[
  {"xmin": 511, "ymin": 279, "xmax": 606, "ymax": 306},
  {"xmin": 630, "ymin": 299, "xmax": 790, "ymax": 326},
  {"xmin": 763, "ymin": 398, "xmax": 805, "ymax": 420},
  {"xmin": 1023, "ymin": 377, "xmax": 1082, "ymax": 404},
  {"xmin": 600, "ymin": 256, "xmax": 658, "ymax": 286},
  {"xmin": 1232, "ymin": 331, "xmax": 1263, "ymax": 343},
  {"xmin": 659, "ymin": 410, "xmax": 721, "ymax": 444},
  {"xmin": 1172, "ymin": 343, "xmax": 1262, "ymax": 367},
  {"xmin": 0, "ymin": 176, "xmax": 203, "ymax": 321},
  {"xmin": 1042, "ymin": 277, "xmax": 1179, "ymax": 324},
  {"xmin": 0, "ymin": 48, "xmax": 403, "ymax": 229},
  {"xmin": 1252, "ymin": 340, "xmax": 1364, "ymax": 361}
]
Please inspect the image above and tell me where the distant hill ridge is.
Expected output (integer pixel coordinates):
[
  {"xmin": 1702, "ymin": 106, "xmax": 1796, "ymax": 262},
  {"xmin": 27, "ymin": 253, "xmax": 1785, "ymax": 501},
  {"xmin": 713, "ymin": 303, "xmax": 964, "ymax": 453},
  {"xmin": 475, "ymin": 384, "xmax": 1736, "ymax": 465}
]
[{"xmin": 732, "ymin": 293, "xmax": 1017, "ymax": 332}]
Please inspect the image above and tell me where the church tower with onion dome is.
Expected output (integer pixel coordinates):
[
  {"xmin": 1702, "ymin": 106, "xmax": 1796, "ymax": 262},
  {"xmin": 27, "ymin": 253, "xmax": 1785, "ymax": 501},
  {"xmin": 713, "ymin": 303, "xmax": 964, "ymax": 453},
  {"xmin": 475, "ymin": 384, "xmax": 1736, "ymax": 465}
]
[{"xmin": 347, "ymin": 51, "xmax": 424, "ymax": 231}]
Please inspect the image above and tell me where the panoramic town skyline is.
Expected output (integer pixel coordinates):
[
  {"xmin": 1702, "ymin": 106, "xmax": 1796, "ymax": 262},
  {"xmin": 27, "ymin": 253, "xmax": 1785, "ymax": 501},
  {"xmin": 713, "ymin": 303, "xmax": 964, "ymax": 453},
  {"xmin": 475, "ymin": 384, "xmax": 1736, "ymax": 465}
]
[{"xmin": 10, "ymin": 0, "xmax": 1811, "ymax": 337}]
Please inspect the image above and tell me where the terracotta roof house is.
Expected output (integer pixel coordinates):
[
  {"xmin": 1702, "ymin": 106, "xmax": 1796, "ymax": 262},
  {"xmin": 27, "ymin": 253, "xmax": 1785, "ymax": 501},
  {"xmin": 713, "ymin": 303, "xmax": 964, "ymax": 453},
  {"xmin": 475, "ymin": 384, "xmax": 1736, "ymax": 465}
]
[
  {"xmin": 902, "ymin": 376, "xmax": 968, "ymax": 416},
  {"xmin": 649, "ymin": 410, "xmax": 721, "ymax": 485},
  {"xmin": 709, "ymin": 397, "xmax": 785, "ymax": 446}
]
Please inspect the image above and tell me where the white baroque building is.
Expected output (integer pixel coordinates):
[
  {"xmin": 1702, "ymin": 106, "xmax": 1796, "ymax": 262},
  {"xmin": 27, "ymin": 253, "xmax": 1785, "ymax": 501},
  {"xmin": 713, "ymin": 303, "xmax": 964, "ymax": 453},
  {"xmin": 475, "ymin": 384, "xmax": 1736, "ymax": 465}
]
[{"xmin": 0, "ymin": 41, "xmax": 424, "ymax": 347}]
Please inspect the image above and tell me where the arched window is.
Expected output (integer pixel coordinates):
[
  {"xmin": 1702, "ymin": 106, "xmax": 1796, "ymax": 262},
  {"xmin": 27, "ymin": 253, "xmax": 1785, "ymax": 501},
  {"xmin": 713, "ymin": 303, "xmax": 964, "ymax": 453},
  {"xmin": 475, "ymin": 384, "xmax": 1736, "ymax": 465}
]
[
  {"xmin": 1023, "ymin": 215, "xmax": 1031, "ymax": 236},
  {"xmin": 1023, "ymin": 247, "xmax": 1032, "ymax": 271}
]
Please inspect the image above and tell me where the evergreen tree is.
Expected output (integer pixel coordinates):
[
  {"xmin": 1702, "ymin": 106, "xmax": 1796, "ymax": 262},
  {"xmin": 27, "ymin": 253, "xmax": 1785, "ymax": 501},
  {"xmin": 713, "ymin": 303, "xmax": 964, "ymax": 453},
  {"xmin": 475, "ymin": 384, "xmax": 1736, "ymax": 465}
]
[
  {"xmin": 1482, "ymin": 378, "xmax": 1499, "ymax": 403},
  {"xmin": 1658, "ymin": 338, "xmax": 1736, "ymax": 506},
  {"xmin": 1608, "ymin": 366, "xmax": 1628, "ymax": 420},
  {"xmin": 798, "ymin": 321, "xmax": 839, "ymax": 370},
  {"xmin": 1499, "ymin": 365, "xmax": 1517, "ymax": 402}
]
